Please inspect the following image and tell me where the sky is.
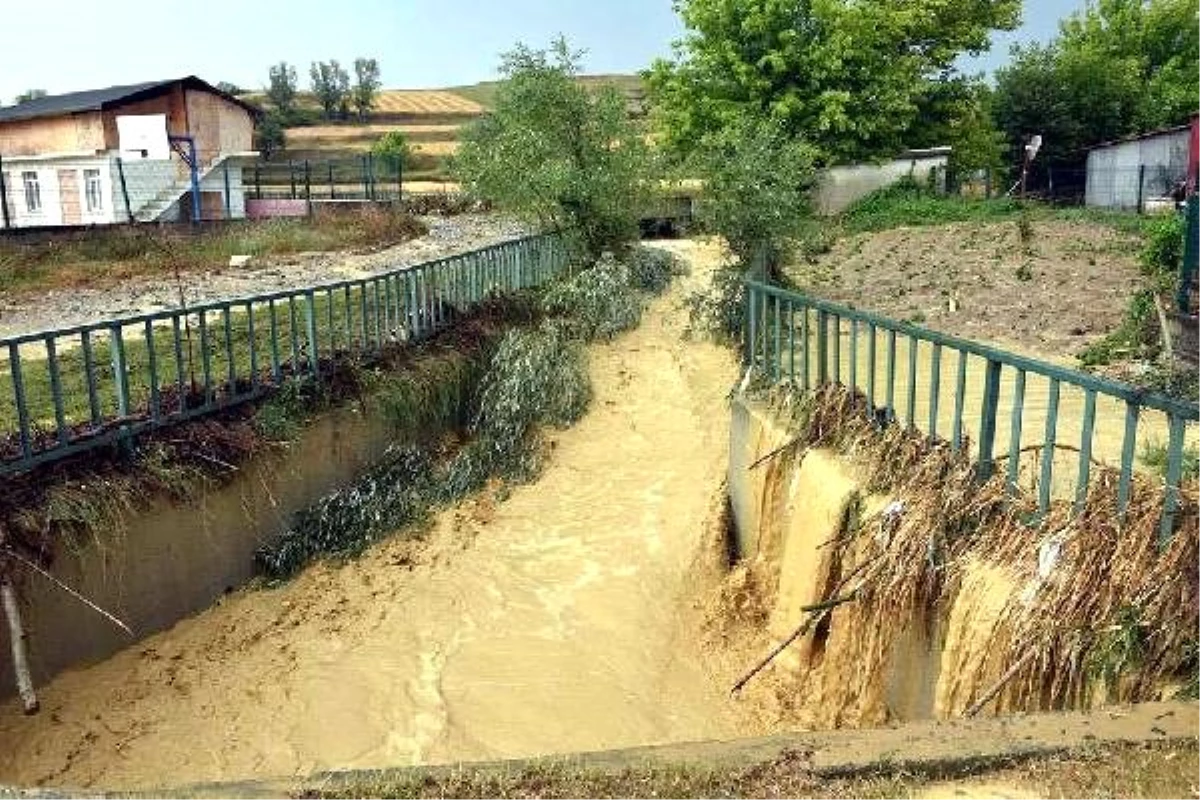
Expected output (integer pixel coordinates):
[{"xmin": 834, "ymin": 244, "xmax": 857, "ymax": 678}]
[{"xmin": 0, "ymin": 0, "xmax": 1088, "ymax": 104}]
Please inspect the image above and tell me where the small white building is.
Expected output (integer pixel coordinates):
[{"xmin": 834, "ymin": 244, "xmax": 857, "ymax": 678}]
[
  {"xmin": 0, "ymin": 77, "xmax": 259, "ymax": 228},
  {"xmin": 1085, "ymin": 121, "xmax": 1196, "ymax": 211}
]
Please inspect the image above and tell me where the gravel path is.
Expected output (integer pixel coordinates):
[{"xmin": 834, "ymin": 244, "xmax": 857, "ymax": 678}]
[{"xmin": 0, "ymin": 214, "xmax": 530, "ymax": 339}]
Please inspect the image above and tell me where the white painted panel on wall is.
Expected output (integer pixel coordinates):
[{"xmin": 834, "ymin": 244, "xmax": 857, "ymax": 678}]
[{"xmin": 116, "ymin": 114, "xmax": 170, "ymax": 160}]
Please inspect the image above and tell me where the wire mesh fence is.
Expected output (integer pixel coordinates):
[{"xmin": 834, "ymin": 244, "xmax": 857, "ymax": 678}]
[{"xmin": 0, "ymin": 149, "xmax": 415, "ymax": 230}]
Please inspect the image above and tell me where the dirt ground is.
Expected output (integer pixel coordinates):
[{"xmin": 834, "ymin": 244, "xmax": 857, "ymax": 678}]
[
  {"xmin": 785, "ymin": 218, "xmax": 1145, "ymax": 364},
  {"xmin": 0, "ymin": 214, "xmax": 527, "ymax": 340},
  {"xmin": 0, "ymin": 240, "xmax": 752, "ymax": 792}
]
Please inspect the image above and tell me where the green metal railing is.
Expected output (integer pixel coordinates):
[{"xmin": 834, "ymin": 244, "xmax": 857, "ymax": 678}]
[
  {"xmin": 0, "ymin": 234, "xmax": 568, "ymax": 476},
  {"xmin": 744, "ymin": 278, "xmax": 1199, "ymax": 544}
]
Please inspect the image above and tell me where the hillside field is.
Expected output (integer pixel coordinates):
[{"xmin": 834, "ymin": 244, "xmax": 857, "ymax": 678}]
[{"xmin": 249, "ymin": 74, "xmax": 644, "ymax": 183}]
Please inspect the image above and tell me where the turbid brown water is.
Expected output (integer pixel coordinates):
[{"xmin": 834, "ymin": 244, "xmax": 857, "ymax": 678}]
[{"xmin": 0, "ymin": 240, "xmax": 744, "ymax": 792}]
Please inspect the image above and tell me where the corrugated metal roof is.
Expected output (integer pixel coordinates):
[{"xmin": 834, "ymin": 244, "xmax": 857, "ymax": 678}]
[
  {"xmin": 0, "ymin": 77, "xmax": 260, "ymax": 124},
  {"xmin": 1087, "ymin": 119, "xmax": 1196, "ymax": 151}
]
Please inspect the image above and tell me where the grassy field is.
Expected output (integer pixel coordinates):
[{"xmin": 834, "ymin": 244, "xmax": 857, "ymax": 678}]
[{"xmin": 303, "ymin": 741, "xmax": 1199, "ymax": 799}]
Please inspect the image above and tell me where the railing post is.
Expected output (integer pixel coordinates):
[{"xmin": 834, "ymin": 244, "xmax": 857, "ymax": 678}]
[
  {"xmin": 816, "ymin": 310, "xmax": 828, "ymax": 385},
  {"xmin": 305, "ymin": 290, "xmax": 320, "ymax": 377},
  {"xmin": 1159, "ymin": 413, "xmax": 1185, "ymax": 546},
  {"xmin": 222, "ymin": 161, "xmax": 232, "ymax": 220},
  {"xmin": 976, "ymin": 358, "xmax": 1002, "ymax": 480},
  {"xmin": 1135, "ymin": 164, "xmax": 1145, "ymax": 214},
  {"xmin": 744, "ymin": 282, "xmax": 754, "ymax": 367},
  {"xmin": 1180, "ymin": 195, "xmax": 1198, "ymax": 313},
  {"xmin": 7, "ymin": 343, "xmax": 31, "ymax": 461}
]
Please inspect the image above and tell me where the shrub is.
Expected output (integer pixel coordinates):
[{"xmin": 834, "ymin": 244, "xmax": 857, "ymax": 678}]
[
  {"xmin": 691, "ymin": 116, "xmax": 818, "ymax": 272},
  {"xmin": 256, "ymin": 445, "xmax": 436, "ymax": 579},
  {"xmin": 541, "ymin": 254, "xmax": 643, "ymax": 340},
  {"xmin": 684, "ymin": 264, "xmax": 746, "ymax": 343},
  {"xmin": 626, "ymin": 246, "xmax": 688, "ymax": 295},
  {"xmin": 1140, "ymin": 213, "xmax": 1184, "ymax": 276},
  {"xmin": 443, "ymin": 320, "xmax": 591, "ymax": 497},
  {"xmin": 372, "ymin": 130, "xmax": 413, "ymax": 173},
  {"xmin": 453, "ymin": 39, "xmax": 648, "ymax": 260}
]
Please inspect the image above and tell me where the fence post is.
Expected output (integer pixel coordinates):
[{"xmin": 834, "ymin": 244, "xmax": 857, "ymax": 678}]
[
  {"xmin": 304, "ymin": 160, "xmax": 312, "ymax": 216},
  {"xmin": 1136, "ymin": 164, "xmax": 1145, "ymax": 214},
  {"xmin": 289, "ymin": 160, "xmax": 296, "ymax": 200},
  {"xmin": 329, "ymin": 161, "xmax": 335, "ymax": 199},
  {"xmin": 361, "ymin": 155, "xmax": 370, "ymax": 199},
  {"xmin": 1179, "ymin": 195, "xmax": 1198, "ymax": 313},
  {"xmin": 976, "ymin": 359, "xmax": 1002, "ymax": 480},
  {"xmin": 116, "ymin": 157, "xmax": 134, "ymax": 222},
  {"xmin": 397, "ymin": 158, "xmax": 403, "ymax": 201},
  {"xmin": 254, "ymin": 164, "xmax": 261, "ymax": 199},
  {"xmin": 0, "ymin": 155, "xmax": 9, "ymax": 229},
  {"xmin": 984, "ymin": 166, "xmax": 992, "ymax": 200}
]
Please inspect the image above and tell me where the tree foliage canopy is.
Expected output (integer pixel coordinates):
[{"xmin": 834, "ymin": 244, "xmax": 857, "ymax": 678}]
[
  {"xmin": 353, "ymin": 58, "xmax": 382, "ymax": 121},
  {"xmin": 692, "ymin": 115, "xmax": 818, "ymax": 268},
  {"xmin": 266, "ymin": 62, "xmax": 298, "ymax": 115},
  {"xmin": 310, "ymin": 60, "xmax": 351, "ymax": 120},
  {"xmin": 646, "ymin": 0, "xmax": 1020, "ymax": 163},
  {"xmin": 453, "ymin": 39, "xmax": 648, "ymax": 259},
  {"xmin": 993, "ymin": 0, "xmax": 1199, "ymax": 167}
]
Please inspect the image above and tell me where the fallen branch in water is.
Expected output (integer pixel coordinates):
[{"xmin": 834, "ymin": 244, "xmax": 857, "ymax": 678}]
[
  {"xmin": 730, "ymin": 591, "xmax": 859, "ymax": 695},
  {"xmin": 748, "ymin": 438, "xmax": 806, "ymax": 471},
  {"xmin": 3, "ymin": 548, "xmax": 132, "ymax": 637}
]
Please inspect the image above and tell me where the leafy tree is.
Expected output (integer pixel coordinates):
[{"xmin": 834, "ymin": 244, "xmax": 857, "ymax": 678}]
[
  {"xmin": 310, "ymin": 60, "xmax": 351, "ymax": 120},
  {"xmin": 645, "ymin": 0, "xmax": 1020, "ymax": 163},
  {"xmin": 691, "ymin": 115, "xmax": 818, "ymax": 271},
  {"xmin": 255, "ymin": 112, "xmax": 287, "ymax": 160},
  {"xmin": 993, "ymin": 0, "xmax": 1199, "ymax": 169},
  {"xmin": 266, "ymin": 62, "xmax": 298, "ymax": 115},
  {"xmin": 215, "ymin": 81, "xmax": 245, "ymax": 96},
  {"xmin": 372, "ymin": 130, "xmax": 412, "ymax": 173},
  {"xmin": 352, "ymin": 58, "xmax": 382, "ymax": 121},
  {"xmin": 453, "ymin": 39, "xmax": 649, "ymax": 259},
  {"xmin": 908, "ymin": 78, "xmax": 1008, "ymax": 179},
  {"xmin": 14, "ymin": 89, "xmax": 47, "ymax": 105}
]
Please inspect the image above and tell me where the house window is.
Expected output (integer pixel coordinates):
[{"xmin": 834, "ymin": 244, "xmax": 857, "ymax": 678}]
[
  {"xmin": 83, "ymin": 169, "xmax": 103, "ymax": 213},
  {"xmin": 21, "ymin": 171, "xmax": 40, "ymax": 213}
]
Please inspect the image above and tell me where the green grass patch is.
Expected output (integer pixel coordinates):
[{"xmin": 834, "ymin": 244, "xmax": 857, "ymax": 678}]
[{"xmin": 838, "ymin": 177, "xmax": 1155, "ymax": 238}]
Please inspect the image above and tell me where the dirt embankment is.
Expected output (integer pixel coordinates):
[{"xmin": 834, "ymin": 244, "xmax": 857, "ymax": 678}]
[
  {"xmin": 786, "ymin": 219, "xmax": 1145, "ymax": 364},
  {"xmin": 0, "ymin": 214, "xmax": 528, "ymax": 340},
  {"xmin": 0, "ymin": 240, "xmax": 751, "ymax": 792}
]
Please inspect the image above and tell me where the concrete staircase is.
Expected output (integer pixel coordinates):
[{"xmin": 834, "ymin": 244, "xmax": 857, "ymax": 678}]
[{"xmin": 132, "ymin": 155, "xmax": 228, "ymax": 222}]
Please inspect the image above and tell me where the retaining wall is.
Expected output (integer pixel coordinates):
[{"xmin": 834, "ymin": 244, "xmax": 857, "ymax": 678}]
[{"xmin": 0, "ymin": 401, "xmax": 397, "ymax": 696}]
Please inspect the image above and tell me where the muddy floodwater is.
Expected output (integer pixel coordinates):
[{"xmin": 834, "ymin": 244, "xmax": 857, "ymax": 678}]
[{"xmin": 0, "ymin": 240, "xmax": 746, "ymax": 792}]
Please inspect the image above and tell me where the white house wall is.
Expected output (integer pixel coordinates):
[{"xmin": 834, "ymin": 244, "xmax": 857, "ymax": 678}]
[{"xmin": 1, "ymin": 157, "xmax": 120, "ymax": 228}]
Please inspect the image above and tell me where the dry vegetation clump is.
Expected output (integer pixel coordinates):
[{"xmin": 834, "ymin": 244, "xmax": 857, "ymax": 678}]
[{"xmin": 745, "ymin": 382, "xmax": 1198, "ymax": 720}]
